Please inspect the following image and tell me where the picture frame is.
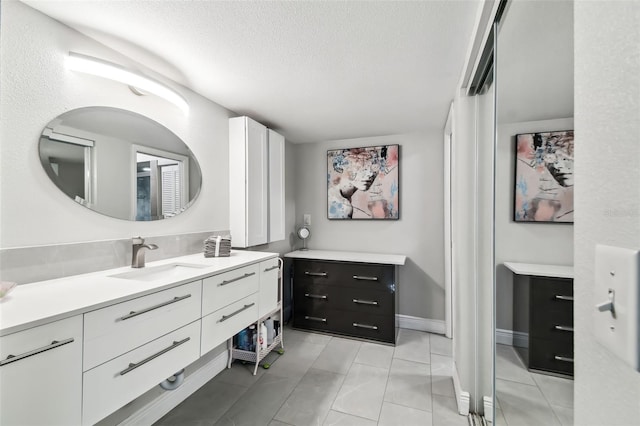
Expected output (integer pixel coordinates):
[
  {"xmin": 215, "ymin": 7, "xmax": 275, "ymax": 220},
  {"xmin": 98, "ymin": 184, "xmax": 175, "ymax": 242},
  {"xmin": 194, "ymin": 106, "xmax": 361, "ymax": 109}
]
[
  {"xmin": 514, "ymin": 130, "xmax": 574, "ymax": 223},
  {"xmin": 327, "ymin": 144, "xmax": 399, "ymax": 220}
]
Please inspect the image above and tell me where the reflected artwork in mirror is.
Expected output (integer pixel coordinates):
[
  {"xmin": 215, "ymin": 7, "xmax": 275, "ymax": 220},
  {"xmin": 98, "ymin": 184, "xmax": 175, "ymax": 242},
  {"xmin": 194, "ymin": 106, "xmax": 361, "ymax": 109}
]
[{"xmin": 38, "ymin": 107, "xmax": 202, "ymax": 221}]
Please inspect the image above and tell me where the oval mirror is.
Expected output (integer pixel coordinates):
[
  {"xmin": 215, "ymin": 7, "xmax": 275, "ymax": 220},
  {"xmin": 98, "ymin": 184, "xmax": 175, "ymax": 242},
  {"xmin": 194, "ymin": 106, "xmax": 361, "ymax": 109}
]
[{"xmin": 38, "ymin": 107, "xmax": 202, "ymax": 221}]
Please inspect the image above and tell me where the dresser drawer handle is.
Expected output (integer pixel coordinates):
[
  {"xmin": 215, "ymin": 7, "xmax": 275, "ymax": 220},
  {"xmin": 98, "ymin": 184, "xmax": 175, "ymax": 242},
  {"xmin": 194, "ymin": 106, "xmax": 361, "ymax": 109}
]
[
  {"xmin": 304, "ymin": 316, "xmax": 327, "ymax": 323},
  {"xmin": 554, "ymin": 295, "xmax": 574, "ymax": 301},
  {"xmin": 219, "ymin": 272, "xmax": 256, "ymax": 286},
  {"xmin": 218, "ymin": 303, "xmax": 256, "ymax": 323},
  {"xmin": 119, "ymin": 337, "xmax": 190, "ymax": 375},
  {"xmin": 353, "ymin": 299, "xmax": 379, "ymax": 306},
  {"xmin": 305, "ymin": 293, "xmax": 328, "ymax": 300},
  {"xmin": 554, "ymin": 325, "xmax": 574, "ymax": 332},
  {"xmin": 554, "ymin": 355, "xmax": 574, "ymax": 363},
  {"xmin": 305, "ymin": 271, "xmax": 327, "ymax": 277},
  {"xmin": 119, "ymin": 294, "xmax": 192, "ymax": 321},
  {"xmin": 264, "ymin": 265, "xmax": 279, "ymax": 272},
  {"xmin": 353, "ymin": 275, "xmax": 378, "ymax": 281},
  {"xmin": 353, "ymin": 323, "xmax": 378, "ymax": 330},
  {"xmin": 0, "ymin": 338, "xmax": 75, "ymax": 367}
]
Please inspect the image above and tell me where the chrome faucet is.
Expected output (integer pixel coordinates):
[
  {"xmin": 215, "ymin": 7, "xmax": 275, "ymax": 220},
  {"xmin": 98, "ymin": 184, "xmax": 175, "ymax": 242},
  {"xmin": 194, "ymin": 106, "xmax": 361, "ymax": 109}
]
[{"xmin": 131, "ymin": 236, "xmax": 158, "ymax": 268}]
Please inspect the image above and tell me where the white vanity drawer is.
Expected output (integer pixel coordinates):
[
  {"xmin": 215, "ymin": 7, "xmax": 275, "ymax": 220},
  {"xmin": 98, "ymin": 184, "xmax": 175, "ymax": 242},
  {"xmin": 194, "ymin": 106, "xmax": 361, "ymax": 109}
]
[
  {"xmin": 83, "ymin": 280, "xmax": 201, "ymax": 371},
  {"xmin": 82, "ymin": 320, "xmax": 200, "ymax": 426},
  {"xmin": 259, "ymin": 258, "xmax": 280, "ymax": 318},
  {"xmin": 201, "ymin": 292, "xmax": 258, "ymax": 355},
  {"xmin": 202, "ymin": 263, "xmax": 259, "ymax": 316}
]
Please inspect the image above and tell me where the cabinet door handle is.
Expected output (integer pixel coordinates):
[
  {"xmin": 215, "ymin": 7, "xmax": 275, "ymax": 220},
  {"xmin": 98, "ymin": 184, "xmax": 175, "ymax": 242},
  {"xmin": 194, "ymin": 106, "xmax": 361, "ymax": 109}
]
[
  {"xmin": 554, "ymin": 295, "xmax": 574, "ymax": 301},
  {"xmin": 0, "ymin": 338, "xmax": 75, "ymax": 367},
  {"xmin": 119, "ymin": 337, "xmax": 190, "ymax": 375},
  {"xmin": 119, "ymin": 294, "xmax": 192, "ymax": 321},
  {"xmin": 305, "ymin": 271, "xmax": 327, "ymax": 277},
  {"xmin": 554, "ymin": 325, "xmax": 574, "ymax": 332},
  {"xmin": 353, "ymin": 299, "xmax": 379, "ymax": 306},
  {"xmin": 554, "ymin": 355, "xmax": 574, "ymax": 363},
  {"xmin": 305, "ymin": 293, "xmax": 328, "ymax": 300},
  {"xmin": 353, "ymin": 323, "xmax": 378, "ymax": 330},
  {"xmin": 218, "ymin": 303, "xmax": 255, "ymax": 323},
  {"xmin": 353, "ymin": 275, "xmax": 378, "ymax": 281},
  {"xmin": 219, "ymin": 272, "xmax": 256, "ymax": 287},
  {"xmin": 264, "ymin": 265, "xmax": 279, "ymax": 272},
  {"xmin": 304, "ymin": 316, "xmax": 327, "ymax": 323}
]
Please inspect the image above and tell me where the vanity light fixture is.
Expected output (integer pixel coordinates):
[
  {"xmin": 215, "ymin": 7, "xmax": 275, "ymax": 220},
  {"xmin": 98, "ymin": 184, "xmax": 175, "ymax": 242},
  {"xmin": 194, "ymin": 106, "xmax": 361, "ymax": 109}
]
[{"xmin": 66, "ymin": 52, "xmax": 189, "ymax": 114}]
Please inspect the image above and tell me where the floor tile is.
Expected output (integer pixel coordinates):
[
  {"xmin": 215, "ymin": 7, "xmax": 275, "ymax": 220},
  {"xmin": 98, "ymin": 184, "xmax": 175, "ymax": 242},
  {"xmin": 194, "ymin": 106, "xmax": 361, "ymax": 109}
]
[
  {"xmin": 551, "ymin": 404, "xmax": 573, "ymax": 426},
  {"xmin": 431, "ymin": 353, "xmax": 455, "ymax": 398},
  {"xmin": 531, "ymin": 372, "xmax": 574, "ymax": 408},
  {"xmin": 430, "ymin": 333, "xmax": 453, "ymax": 357},
  {"xmin": 215, "ymin": 359, "xmax": 267, "ymax": 387},
  {"xmin": 322, "ymin": 410, "xmax": 377, "ymax": 426},
  {"xmin": 331, "ymin": 362, "xmax": 389, "ymax": 421},
  {"xmin": 285, "ymin": 327, "xmax": 333, "ymax": 346},
  {"xmin": 493, "ymin": 407, "xmax": 507, "ymax": 426},
  {"xmin": 394, "ymin": 328, "xmax": 431, "ymax": 364},
  {"xmin": 274, "ymin": 368, "xmax": 345, "ymax": 426},
  {"xmin": 378, "ymin": 401, "xmax": 433, "ymax": 426},
  {"xmin": 312, "ymin": 336, "xmax": 362, "ymax": 375},
  {"xmin": 269, "ymin": 421, "xmax": 294, "ymax": 426},
  {"xmin": 264, "ymin": 339, "xmax": 326, "ymax": 380},
  {"xmin": 353, "ymin": 341, "xmax": 394, "ymax": 369},
  {"xmin": 431, "ymin": 395, "xmax": 467, "ymax": 426},
  {"xmin": 384, "ymin": 358, "xmax": 432, "ymax": 412},
  {"xmin": 496, "ymin": 378, "xmax": 561, "ymax": 426},
  {"xmin": 495, "ymin": 344, "xmax": 536, "ymax": 386}
]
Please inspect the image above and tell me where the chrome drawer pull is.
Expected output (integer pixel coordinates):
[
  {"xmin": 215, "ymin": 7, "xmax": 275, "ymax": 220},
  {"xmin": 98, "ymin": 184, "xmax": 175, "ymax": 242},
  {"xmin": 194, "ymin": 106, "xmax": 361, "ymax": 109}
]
[
  {"xmin": 554, "ymin": 295, "xmax": 574, "ymax": 301},
  {"xmin": 353, "ymin": 275, "xmax": 378, "ymax": 281},
  {"xmin": 353, "ymin": 323, "xmax": 378, "ymax": 330},
  {"xmin": 305, "ymin": 293, "xmax": 328, "ymax": 300},
  {"xmin": 119, "ymin": 337, "xmax": 190, "ymax": 375},
  {"xmin": 264, "ymin": 265, "xmax": 279, "ymax": 272},
  {"xmin": 554, "ymin": 325, "xmax": 574, "ymax": 332},
  {"xmin": 218, "ymin": 303, "xmax": 256, "ymax": 323},
  {"xmin": 304, "ymin": 316, "xmax": 327, "ymax": 323},
  {"xmin": 219, "ymin": 272, "xmax": 256, "ymax": 287},
  {"xmin": 119, "ymin": 294, "xmax": 192, "ymax": 321},
  {"xmin": 305, "ymin": 271, "xmax": 327, "ymax": 277},
  {"xmin": 0, "ymin": 338, "xmax": 74, "ymax": 367},
  {"xmin": 554, "ymin": 355, "xmax": 574, "ymax": 363},
  {"xmin": 353, "ymin": 299, "xmax": 379, "ymax": 306}
]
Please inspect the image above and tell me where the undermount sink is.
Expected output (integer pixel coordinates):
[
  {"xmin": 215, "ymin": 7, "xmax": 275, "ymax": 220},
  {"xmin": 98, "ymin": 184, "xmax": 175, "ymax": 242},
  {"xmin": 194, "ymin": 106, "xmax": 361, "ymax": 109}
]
[{"xmin": 109, "ymin": 263, "xmax": 208, "ymax": 281}]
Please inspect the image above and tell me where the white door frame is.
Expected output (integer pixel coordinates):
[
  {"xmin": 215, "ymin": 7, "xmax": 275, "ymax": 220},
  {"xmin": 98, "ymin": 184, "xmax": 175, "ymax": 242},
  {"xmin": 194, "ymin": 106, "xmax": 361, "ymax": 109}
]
[{"xmin": 444, "ymin": 103, "xmax": 454, "ymax": 339}]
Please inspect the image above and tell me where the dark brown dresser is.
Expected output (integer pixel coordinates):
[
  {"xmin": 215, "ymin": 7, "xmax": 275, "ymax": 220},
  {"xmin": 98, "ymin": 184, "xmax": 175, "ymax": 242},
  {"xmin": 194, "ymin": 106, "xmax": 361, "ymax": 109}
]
[
  {"xmin": 506, "ymin": 262, "xmax": 574, "ymax": 377},
  {"xmin": 284, "ymin": 250, "xmax": 406, "ymax": 345}
]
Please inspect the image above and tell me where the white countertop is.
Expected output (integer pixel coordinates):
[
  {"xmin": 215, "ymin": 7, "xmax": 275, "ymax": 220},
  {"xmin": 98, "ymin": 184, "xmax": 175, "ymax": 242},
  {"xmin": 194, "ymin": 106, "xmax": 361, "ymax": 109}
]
[
  {"xmin": 0, "ymin": 250, "xmax": 277, "ymax": 337},
  {"xmin": 284, "ymin": 249, "xmax": 406, "ymax": 265},
  {"xmin": 503, "ymin": 262, "xmax": 573, "ymax": 279}
]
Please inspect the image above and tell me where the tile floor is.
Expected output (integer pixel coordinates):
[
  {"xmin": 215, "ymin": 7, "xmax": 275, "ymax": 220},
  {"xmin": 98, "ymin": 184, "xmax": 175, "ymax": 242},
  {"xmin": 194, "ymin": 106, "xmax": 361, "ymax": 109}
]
[
  {"xmin": 155, "ymin": 327, "xmax": 468, "ymax": 426},
  {"xmin": 494, "ymin": 344, "xmax": 573, "ymax": 426}
]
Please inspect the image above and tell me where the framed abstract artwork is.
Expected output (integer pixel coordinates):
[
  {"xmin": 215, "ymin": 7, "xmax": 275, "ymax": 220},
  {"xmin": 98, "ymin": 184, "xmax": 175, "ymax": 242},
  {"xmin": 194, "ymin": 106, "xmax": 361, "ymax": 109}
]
[
  {"xmin": 514, "ymin": 131, "xmax": 574, "ymax": 223},
  {"xmin": 327, "ymin": 144, "xmax": 399, "ymax": 220}
]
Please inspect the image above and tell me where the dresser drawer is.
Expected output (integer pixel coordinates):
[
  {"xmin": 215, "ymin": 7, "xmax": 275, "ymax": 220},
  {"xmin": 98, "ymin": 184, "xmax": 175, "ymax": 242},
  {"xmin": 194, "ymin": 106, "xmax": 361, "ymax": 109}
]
[
  {"xmin": 83, "ymin": 280, "xmax": 201, "ymax": 371},
  {"xmin": 201, "ymin": 292, "xmax": 259, "ymax": 355},
  {"xmin": 531, "ymin": 277, "xmax": 573, "ymax": 312},
  {"xmin": 528, "ymin": 337, "xmax": 574, "ymax": 376},
  {"xmin": 82, "ymin": 320, "xmax": 201, "ymax": 426},
  {"xmin": 294, "ymin": 260, "xmax": 395, "ymax": 291},
  {"xmin": 294, "ymin": 282, "xmax": 393, "ymax": 317},
  {"xmin": 530, "ymin": 309, "xmax": 573, "ymax": 341},
  {"xmin": 202, "ymin": 264, "xmax": 260, "ymax": 316},
  {"xmin": 294, "ymin": 308, "xmax": 395, "ymax": 344}
]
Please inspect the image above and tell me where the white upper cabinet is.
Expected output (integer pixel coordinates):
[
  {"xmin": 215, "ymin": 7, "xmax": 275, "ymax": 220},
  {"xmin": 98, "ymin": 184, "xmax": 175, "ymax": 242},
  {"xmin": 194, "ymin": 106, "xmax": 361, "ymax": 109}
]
[{"xmin": 229, "ymin": 117, "xmax": 285, "ymax": 248}]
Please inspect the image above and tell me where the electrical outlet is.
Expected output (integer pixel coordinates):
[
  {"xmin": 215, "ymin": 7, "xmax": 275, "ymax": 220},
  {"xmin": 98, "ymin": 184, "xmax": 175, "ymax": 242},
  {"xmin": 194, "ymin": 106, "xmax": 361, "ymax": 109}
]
[{"xmin": 303, "ymin": 214, "xmax": 311, "ymax": 226}]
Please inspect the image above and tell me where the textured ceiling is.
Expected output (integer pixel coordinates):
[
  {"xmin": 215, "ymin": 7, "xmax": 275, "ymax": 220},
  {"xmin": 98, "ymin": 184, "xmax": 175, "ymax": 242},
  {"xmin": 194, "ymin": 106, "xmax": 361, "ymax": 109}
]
[{"xmin": 22, "ymin": 0, "xmax": 481, "ymax": 143}]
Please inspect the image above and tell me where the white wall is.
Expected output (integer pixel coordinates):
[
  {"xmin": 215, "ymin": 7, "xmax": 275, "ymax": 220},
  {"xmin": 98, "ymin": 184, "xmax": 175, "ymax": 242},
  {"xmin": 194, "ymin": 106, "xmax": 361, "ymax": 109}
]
[
  {"xmin": 574, "ymin": 1, "xmax": 640, "ymax": 424},
  {"xmin": 293, "ymin": 132, "xmax": 444, "ymax": 320},
  {"xmin": 495, "ymin": 118, "xmax": 574, "ymax": 331}
]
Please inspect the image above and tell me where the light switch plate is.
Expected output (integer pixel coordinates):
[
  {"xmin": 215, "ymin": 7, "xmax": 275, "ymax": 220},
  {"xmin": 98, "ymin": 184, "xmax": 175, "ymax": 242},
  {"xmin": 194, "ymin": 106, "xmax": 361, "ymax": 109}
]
[{"xmin": 594, "ymin": 244, "xmax": 640, "ymax": 371}]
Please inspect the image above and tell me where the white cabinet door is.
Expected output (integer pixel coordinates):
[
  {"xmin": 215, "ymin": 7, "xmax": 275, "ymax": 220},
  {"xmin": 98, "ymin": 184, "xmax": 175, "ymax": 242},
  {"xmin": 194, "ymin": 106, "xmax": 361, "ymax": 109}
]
[
  {"xmin": 268, "ymin": 129, "xmax": 285, "ymax": 243},
  {"xmin": 229, "ymin": 116, "xmax": 268, "ymax": 248},
  {"xmin": 0, "ymin": 315, "xmax": 83, "ymax": 426},
  {"xmin": 259, "ymin": 258, "xmax": 280, "ymax": 318}
]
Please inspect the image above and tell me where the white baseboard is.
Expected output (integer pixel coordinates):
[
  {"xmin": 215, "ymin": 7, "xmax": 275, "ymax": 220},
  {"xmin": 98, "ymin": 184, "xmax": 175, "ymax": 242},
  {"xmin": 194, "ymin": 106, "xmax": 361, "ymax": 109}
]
[
  {"xmin": 495, "ymin": 328, "xmax": 528, "ymax": 348},
  {"xmin": 120, "ymin": 350, "xmax": 229, "ymax": 426},
  {"xmin": 452, "ymin": 361, "xmax": 470, "ymax": 416},
  {"xmin": 396, "ymin": 314, "xmax": 446, "ymax": 335},
  {"xmin": 483, "ymin": 395, "xmax": 493, "ymax": 422}
]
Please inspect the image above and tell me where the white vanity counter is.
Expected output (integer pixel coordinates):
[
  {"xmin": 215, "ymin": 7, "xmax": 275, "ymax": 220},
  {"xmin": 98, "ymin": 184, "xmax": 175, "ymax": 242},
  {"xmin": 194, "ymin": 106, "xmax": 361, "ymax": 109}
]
[{"xmin": 0, "ymin": 250, "xmax": 277, "ymax": 337}]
